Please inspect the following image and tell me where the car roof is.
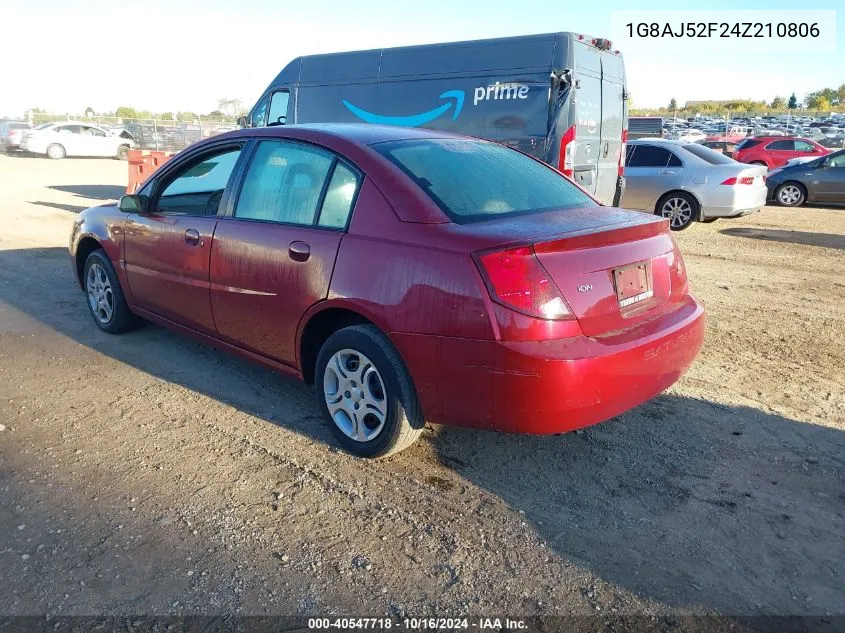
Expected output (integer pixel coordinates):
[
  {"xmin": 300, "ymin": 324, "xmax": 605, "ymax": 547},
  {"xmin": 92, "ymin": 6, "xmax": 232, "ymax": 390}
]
[{"xmin": 220, "ymin": 123, "xmax": 466, "ymax": 146}]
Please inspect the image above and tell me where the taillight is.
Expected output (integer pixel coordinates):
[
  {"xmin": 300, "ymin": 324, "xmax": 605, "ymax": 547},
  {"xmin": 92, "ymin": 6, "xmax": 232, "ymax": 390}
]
[
  {"xmin": 619, "ymin": 129, "xmax": 628, "ymax": 178},
  {"xmin": 558, "ymin": 125, "xmax": 576, "ymax": 177},
  {"xmin": 476, "ymin": 246, "xmax": 574, "ymax": 320},
  {"xmin": 721, "ymin": 176, "xmax": 755, "ymax": 185}
]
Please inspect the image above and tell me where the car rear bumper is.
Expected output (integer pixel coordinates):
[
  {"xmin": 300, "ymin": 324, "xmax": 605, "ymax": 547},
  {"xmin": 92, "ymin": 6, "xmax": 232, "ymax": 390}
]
[
  {"xmin": 390, "ymin": 294, "xmax": 705, "ymax": 434},
  {"xmin": 700, "ymin": 185, "xmax": 767, "ymax": 219}
]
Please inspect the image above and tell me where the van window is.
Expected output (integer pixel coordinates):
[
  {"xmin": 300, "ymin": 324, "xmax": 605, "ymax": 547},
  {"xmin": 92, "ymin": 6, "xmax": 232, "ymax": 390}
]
[
  {"xmin": 268, "ymin": 91, "xmax": 290, "ymax": 126},
  {"xmin": 373, "ymin": 138, "xmax": 595, "ymax": 224}
]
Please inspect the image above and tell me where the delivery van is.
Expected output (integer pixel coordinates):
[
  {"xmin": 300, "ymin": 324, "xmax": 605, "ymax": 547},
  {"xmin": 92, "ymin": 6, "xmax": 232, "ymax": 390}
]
[{"xmin": 243, "ymin": 32, "xmax": 628, "ymax": 205}]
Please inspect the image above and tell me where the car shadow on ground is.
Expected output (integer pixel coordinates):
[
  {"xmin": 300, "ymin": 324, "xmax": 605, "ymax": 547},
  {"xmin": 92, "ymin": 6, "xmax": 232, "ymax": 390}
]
[
  {"xmin": 29, "ymin": 200, "xmax": 90, "ymax": 214},
  {"xmin": 721, "ymin": 227, "xmax": 845, "ymax": 251},
  {"xmin": 1, "ymin": 246, "xmax": 843, "ymax": 618},
  {"xmin": 48, "ymin": 184, "xmax": 125, "ymax": 201}
]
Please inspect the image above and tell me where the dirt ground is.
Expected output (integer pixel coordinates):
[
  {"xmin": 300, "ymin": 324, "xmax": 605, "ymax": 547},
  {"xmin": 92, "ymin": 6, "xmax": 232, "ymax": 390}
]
[{"xmin": 0, "ymin": 153, "xmax": 843, "ymax": 622}]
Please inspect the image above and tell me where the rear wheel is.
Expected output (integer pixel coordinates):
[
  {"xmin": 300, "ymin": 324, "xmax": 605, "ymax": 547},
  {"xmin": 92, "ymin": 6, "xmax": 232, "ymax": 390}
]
[
  {"xmin": 46, "ymin": 143, "xmax": 65, "ymax": 160},
  {"xmin": 774, "ymin": 182, "xmax": 806, "ymax": 207},
  {"xmin": 656, "ymin": 191, "xmax": 699, "ymax": 231},
  {"xmin": 315, "ymin": 325, "xmax": 424, "ymax": 458}
]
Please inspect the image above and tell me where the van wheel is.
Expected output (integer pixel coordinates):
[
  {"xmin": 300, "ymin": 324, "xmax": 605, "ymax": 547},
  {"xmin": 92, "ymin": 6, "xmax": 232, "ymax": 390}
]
[
  {"xmin": 315, "ymin": 325, "xmax": 424, "ymax": 458},
  {"xmin": 46, "ymin": 144, "xmax": 66, "ymax": 160},
  {"xmin": 656, "ymin": 192, "xmax": 699, "ymax": 231}
]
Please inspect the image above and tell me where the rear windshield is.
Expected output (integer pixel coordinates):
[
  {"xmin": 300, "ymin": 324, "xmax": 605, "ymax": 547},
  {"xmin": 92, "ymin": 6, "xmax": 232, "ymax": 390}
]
[
  {"xmin": 682, "ymin": 144, "xmax": 736, "ymax": 165},
  {"xmin": 736, "ymin": 138, "xmax": 761, "ymax": 151},
  {"xmin": 372, "ymin": 139, "xmax": 596, "ymax": 224}
]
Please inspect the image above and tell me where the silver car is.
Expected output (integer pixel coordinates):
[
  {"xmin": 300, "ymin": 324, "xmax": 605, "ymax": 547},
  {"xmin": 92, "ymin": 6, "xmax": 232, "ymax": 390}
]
[{"xmin": 621, "ymin": 139, "xmax": 767, "ymax": 230}]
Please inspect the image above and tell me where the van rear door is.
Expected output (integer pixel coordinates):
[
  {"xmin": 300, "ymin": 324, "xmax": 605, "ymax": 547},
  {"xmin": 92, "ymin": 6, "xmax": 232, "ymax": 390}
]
[
  {"xmin": 570, "ymin": 41, "xmax": 602, "ymax": 198},
  {"xmin": 598, "ymin": 51, "xmax": 626, "ymax": 205}
]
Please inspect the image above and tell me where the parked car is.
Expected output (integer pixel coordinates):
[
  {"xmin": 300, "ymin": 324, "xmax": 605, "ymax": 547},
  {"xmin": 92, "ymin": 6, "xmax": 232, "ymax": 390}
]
[
  {"xmin": 20, "ymin": 121, "xmax": 134, "ymax": 159},
  {"xmin": 69, "ymin": 124, "xmax": 704, "ymax": 458},
  {"xmin": 0, "ymin": 120, "xmax": 31, "ymax": 152},
  {"xmin": 676, "ymin": 129, "xmax": 706, "ymax": 143},
  {"xmin": 766, "ymin": 148, "xmax": 845, "ymax": 206},
  {"xmin": 243, "ymin": 31, "xmax": 629, "ymax": 206},
  {"xmin": 621, "ymin": 139, "xmax": 767, "ymax": 230},
  {"xmin": 698, "ymin": 140, "xmax": 738, "ymax": 156},
  {"xmin": 733, "ymin": 136, "xmax": 829, "ymax": 170}
]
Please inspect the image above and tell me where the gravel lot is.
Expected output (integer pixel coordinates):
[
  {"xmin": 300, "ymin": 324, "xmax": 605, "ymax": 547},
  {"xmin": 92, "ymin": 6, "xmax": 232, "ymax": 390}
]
[{"xmin": 0, "ymin": 154, "xmax": 843, "ymax": 621}]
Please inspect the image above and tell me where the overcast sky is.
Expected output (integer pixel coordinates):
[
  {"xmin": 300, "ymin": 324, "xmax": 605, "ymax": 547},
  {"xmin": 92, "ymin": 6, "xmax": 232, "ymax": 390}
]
[{"xmin": 1, "ymin": 0, "xmax": 841, "ymax": 117}]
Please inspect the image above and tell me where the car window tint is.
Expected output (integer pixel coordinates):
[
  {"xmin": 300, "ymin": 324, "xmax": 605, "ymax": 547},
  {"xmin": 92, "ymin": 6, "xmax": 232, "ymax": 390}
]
[
  {"xmin": 81, "ymin": 126, "xmax": 105, "ymax": 137},
  {"xmin": 158, "ymin": 148, "xmax": 242, "ymax": 216},
  {"xmin": 627, "ymin": 145, "xmax": 673, "ymax": 167},
  {"xmin": 56, "ymin": 125, "xmax": 81, "ymax": 134},
  {"xmin": 373, "ymin": 138, "xmax": 595, "ymax": 224},
  {"xmin": 235, "ymin": 140, "xmax": 333, "ymax": 225},
  {"xmin": 666, "ymin": 150, "xmax": 683, "ymax": 167},
  {"xmin": 736, "ymin": 139, "xmax": 761, "ymax": 151},
  {"xmin": 794, "ymin": 141, "xmax": 815, "ymax": 151},
  {"xmin": 766, "ymin": 140, "xmax": 794, "ymax": 151},
  {"xmin": 318, "ymin": 163, "xmax": 359, "ymax": 229},
  {"xmin": 267, "ymin": 91, "xmax": 290, "ymax": 126}
]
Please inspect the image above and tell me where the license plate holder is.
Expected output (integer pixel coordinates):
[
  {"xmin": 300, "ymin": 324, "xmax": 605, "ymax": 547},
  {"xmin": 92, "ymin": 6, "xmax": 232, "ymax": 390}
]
[{"xmin": 613, "ymin": 261, "xmax": 653, "ymax": 308}]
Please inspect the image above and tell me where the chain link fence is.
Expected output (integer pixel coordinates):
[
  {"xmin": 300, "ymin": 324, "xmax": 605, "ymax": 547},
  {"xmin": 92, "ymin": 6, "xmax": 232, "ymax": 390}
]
[{"xmin": 24, "ymin": 112, "xmax": 240, "ymax": 152}]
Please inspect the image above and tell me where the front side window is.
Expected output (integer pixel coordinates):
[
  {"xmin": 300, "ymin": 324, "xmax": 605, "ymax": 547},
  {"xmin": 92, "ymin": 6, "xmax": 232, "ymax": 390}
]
[
  {"xmin": 251, "ymin": 95, "xmax": 270, "ymax": 128},
  {"xmin": 826, "ymin": 151, "xmax": 845, "ymax": 168},
  {"xmin": 373, "ymin": 138, "xmax": 595, "ymax": 224},
  {"xmin": 235, "ymin": 141, "xmax": 334, "ymax": 225},
  {"xmin": 267, "ymin": 91, "xmax": 290, "ymax": 126},
  {"xmin": 157, "ymin": 147, "xmax": 243, "ymax": 216}
]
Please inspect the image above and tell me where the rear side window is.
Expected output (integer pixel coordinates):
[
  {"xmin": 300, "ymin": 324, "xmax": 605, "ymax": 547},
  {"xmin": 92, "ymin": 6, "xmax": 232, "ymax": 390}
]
[
  {"xmin": 794, "ymin": 140, "xmax": 816, "ymax": 151},
  {"xmin": 236, "ymin": 141, "xmax": 334, "ymax": 224},
  {"xmin": 627, "ymin": 145, "xmax": 679, "ymax": 168},
  {"xmin": 736, "ymin": 139, "xmax": 761, "ymax": 151},
  {"xmin": 373, "ymin": 139, "xmax": 595, "ymax": 224},
  {"xmin": 766, "ymin": 140, "xmax": 795, "ymax": 151},
  {"xmin": 682, "ymin": 144, "xmax": 735, "ymax": 165}
]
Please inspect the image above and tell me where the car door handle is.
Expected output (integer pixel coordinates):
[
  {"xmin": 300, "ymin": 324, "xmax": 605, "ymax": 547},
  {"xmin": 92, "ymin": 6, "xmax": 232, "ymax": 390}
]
[
  {"xmin": 289, "ymin": 241, "xmax": 311, "ymax": 262},
  {"xmin": 184, "ymin": 229, "xmax": 202, "ymax": 246}
]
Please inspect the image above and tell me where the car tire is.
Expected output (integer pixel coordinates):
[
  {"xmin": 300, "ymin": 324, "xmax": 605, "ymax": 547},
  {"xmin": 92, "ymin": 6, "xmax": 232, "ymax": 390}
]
[
  {"xmin": 655, "ymin": 191, "xmax": 699, "ymax": 231},
  {"xmin": 774, "ymin": 182, "xmax": 806, "ymax": 207},
  {"xmin": 46, "ymin": 144, "xmax": 65, "ymax": 160},
  {"xmin": 116, "ymin": 145, "xmax": 130, "ymax": 160},
  {"xmin": 314, "ymin": 324, "xmax": 424, "ymax": 458},
  {"xmin": 83, "ymin": 250, "xmax": 138, "ymax": 334}
]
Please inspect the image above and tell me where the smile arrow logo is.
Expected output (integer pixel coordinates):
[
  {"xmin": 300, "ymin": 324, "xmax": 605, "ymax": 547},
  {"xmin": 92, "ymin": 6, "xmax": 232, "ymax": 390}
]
[{"xmin": 342, "ymin": 90, "xmax": 465, "ymax": 127}]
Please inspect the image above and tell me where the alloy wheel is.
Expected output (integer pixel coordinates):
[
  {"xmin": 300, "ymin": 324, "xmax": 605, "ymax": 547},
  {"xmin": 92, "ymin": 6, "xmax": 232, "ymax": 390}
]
[
  {"xmin": 660, "ymin": 197, "xmax": 693, "ymax": 229},
  {"xmin": 323, "ymin": 349, "xmax": 387, "ymax": 442},
  {"xmin": 778, "ymin": 185, "xmax": 802, "ymax": 205},
  {"xmin": 86, "ymin": 262, "xmax": 114, "ymax": 324}
]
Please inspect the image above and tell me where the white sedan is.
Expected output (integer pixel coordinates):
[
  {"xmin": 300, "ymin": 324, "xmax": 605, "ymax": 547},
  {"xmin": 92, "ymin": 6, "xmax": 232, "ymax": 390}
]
[{"xmin": 20, "ymin": 122, "xmax": 134, "ymax": 160}]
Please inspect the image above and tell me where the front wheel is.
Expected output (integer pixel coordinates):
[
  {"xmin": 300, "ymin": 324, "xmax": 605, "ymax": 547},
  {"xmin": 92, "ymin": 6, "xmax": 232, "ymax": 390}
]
[
  {"xmin": 656, "ymin": 191, "xmax": 699, "ymax": 231},
  {"xmin": 83, "ymin": 250, "xmax": 138, "ymax": 334},
  {"xmin": 315, "ymin": 325, "xmax": 424, "ymax": 458},
  {"xmin": 774, "ymin": 182, "xmax": 806, "ymax": 207},
  {"xmin": 116, "ymin": 144, "xmax": 130, "ymax": 160}
]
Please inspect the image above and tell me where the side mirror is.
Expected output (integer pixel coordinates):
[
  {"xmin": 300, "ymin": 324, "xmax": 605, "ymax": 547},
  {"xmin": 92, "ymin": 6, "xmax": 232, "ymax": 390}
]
[
  {"xmin": 119, "ymin": 194, "xmax": 148, "ymax": 213},
  {"xmin": 236, "ymin": 115, "xmax": 249, "ymax": 129}
]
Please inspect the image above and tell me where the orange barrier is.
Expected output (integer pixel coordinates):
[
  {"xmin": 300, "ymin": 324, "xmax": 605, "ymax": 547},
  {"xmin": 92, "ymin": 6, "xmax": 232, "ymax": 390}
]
[{"xmin": 126, "ymin": 149, "xmax": 174, "ymax": 194}]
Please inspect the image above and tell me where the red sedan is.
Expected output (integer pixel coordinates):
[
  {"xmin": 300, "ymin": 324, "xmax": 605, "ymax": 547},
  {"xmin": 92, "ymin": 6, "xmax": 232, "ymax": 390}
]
[
  {"xmin": 69, "ymin": 124, "xmax": 705, "ymax": 457},
  {"xmin": 733, "ymin": 136, "xmax": 829, "ymax": 170}
]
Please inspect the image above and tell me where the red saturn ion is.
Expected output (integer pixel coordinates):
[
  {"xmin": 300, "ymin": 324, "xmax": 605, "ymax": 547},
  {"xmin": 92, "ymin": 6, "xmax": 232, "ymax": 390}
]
[{"xmin": 70, "ymin": 124, "xmax": 705, "ymax": 457}]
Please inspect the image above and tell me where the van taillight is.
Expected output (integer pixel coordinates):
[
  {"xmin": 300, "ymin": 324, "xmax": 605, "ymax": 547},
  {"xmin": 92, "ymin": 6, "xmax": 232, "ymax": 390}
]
[
  {"xmin": 558, "ymin": 125, "xmax": 576, "ymax": 177},
  {"xmin": 619, "ymin": 129, "xmax": 628, "ymax": 178},
  {"xmin": 476, "ymin": 246, "xmax": 574, "ymax": 320}
]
